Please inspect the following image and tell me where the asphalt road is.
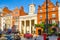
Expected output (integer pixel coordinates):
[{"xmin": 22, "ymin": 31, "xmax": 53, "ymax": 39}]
[
  {"xmin": 21, "ymin": 36, "xmax": 58, "ymax": 40},
  {"xmin": 21, "ymin": 37, "xmax": 34, "ymax": 40},
  {"xmin": 2, "ymin": 35, "xmax": 58, "ymax": 40}
]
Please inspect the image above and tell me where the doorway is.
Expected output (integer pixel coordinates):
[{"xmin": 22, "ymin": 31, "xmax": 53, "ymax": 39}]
[
  {"xmin": 52, "ymin": 28, "xmax": 56, "ymax": 32},
  {"xmin": 38, "ymin": 29, "xmax": 41, "ymax": 35}
]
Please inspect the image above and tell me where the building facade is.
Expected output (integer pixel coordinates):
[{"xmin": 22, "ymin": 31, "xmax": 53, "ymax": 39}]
[
  {"xmin": 0, "ymin": 0, "xmax": 60, "ymax": 34},
  {"xmin": 37, "ymin": 0, "xmax": 58, "ymax": 24}
]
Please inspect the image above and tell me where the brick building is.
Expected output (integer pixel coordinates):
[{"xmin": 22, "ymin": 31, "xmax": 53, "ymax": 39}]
[{"xmin": 0, "ymin": 0, "xmax": 60, "ymax": 34}]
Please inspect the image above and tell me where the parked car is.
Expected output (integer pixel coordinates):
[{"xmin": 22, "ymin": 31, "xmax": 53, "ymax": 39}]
[{"xmin": 24, "ymin": 33, "xmax": 33, "ymax": 39}]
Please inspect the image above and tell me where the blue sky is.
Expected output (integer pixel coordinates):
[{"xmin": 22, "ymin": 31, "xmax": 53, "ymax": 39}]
[{"xmin": 0, "ymin": 0, "xmax": 60, "ymax": 13}]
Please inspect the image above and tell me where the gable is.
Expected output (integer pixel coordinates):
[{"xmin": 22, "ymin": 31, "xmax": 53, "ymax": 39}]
[{"xmin": 42, "ymin": 1, "xmax": 55, "ymax": 9}]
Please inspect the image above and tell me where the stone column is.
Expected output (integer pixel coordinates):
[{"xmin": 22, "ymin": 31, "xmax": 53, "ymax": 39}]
[
  {"xmin": 11, "ymin": 16, "xmax": 12, "ymax": 29},
  {"xmin": 1, "ymin": 17, "xmax": 3, "ymax": 31},
  {"xmin": 34, "ymin": 19, "xmax": 37, "ymax": 32},
  {"xmin": 58, "ymin": 4, "xmax": 60, "ymax": 32},
  {"xmin": 34, "ymin": 19, "xmax": 37, "ymax": 24},
  {"xmin": 30, "ymin": 20, "xmax": 31, "ymax": 34},
  {"xmin": 58, "ymin": 6, "xmax": 60, "ymax": 28},
  {"xmin": 24, "ymin": 20, "xmax": 26, "ymax": 34},
  {"xmin": 0, "ymin": 16, "xmax": 1, "ymax": 30},
  {"xmin": 20, "ymin": 21, "xmax": 22, "ymax": 33}
]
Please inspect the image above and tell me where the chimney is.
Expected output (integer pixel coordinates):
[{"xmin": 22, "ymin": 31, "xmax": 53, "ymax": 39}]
[{"xmin": 45, "ymin": 0, "xmax": 50, "ymax": 2}]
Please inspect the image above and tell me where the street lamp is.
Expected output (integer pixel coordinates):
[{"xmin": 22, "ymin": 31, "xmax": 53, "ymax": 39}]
[{"xmin": 46, "ymin": 0, "xmax": 48, "ymax": 34}]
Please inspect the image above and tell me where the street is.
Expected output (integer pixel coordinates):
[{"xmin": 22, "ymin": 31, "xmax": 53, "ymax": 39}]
[
  {"xmin": 21, "ymin": 37, "xmax": 35, "ymax": 40},
  {"xmin": 21, "ymin": 36, "xmax": 58, "ymax": 40}
]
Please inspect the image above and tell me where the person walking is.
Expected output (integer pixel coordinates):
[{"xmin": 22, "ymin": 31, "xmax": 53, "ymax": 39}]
[
  {"xmin": 15, "ymin": 33, "xmax": 21, "ymax": 40},
  {"xmin": 57, "ymin": 33, "xmax": 60, "ymax": 40},
  {"xmin": 34, "ymin": 32, "xmax": 43, "ymax": 40}
]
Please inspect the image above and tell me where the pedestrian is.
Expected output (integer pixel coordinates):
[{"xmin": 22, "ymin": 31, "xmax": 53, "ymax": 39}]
[
  {"xmin": 43, "ymin": 33, "xmax": 47, "ymax": 40},
  {"xmin": 57, "ymin": 33, "xmax": 60, "ymax": 40},
  {"xmin": 15, "ymin": 33, "xmax": 21, "ymax": 40},
  {"xmin": 0, "ymin": 34, "xmax": 2, "ymax": 38},
  {"xmin": 35, "ymin": 36, "xmax": 37, "ymax": 40},
  {"xmin": 46, "ymin": 36, "xmax": 49, "ymax": 40},
  {"xmin": 0, "ymin": 34, "xmax": 2, "ymax": 40},
  {"xmin": 34, "ymin": 32, "xmax": 43, "ymax": 40}
]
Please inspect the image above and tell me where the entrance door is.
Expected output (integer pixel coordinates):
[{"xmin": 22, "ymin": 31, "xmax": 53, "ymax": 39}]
[{"xmin": 38, "ymin": 29, "xmax": 41, "ymax": 35}]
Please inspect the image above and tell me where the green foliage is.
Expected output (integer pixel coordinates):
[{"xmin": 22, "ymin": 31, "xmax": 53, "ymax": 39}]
[
  {"xmin": 48, "ymin": 28, "xmax": 52, "ymax": 34},
  {"xmin": 40, "ymin": 22, "xmax": 45, "ymax": 27},
  {"xmin": 48, "ymin": 24, "xmax": 52, "ymax": 27},
  {"xmin": 35, "ymin": 24, "xmax": 40, "ymax": 27},
  {"xmin": 52, "ymin": 23, "xmax": 57, "ymax": 26},
  {"xmin": 35, "ymin": 22, "xmax": 45, "ymax": 28},
  {"xmin": 35, "ymin": 22, "xmax": 58, "ymax": 35},
  {"xmin": 48, "ymin": 23, "xmax": 58, "ymax": 27}
]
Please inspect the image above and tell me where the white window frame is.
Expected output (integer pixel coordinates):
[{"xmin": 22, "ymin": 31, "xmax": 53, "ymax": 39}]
[
  {"xmin": 40, "ymin": 10, "xmax": 42, "ymax": 13},
  {"xmin": 52, "ymin": 8, "xmax": 55, "ymax": 11},
  {"xmin": 40, "ymin": 15, "xmax": 42, "ymax": 19},
  {"xmin": 52, "ymin": 14, "xmax": 56, "ymax": 18},
  {"xmin": 52, "ymin": 20, "xmax": 56, "ymax": 24}
]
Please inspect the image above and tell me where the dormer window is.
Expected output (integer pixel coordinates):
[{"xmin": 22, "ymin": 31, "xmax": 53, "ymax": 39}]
[{"xmin": 52, "ymin": 8, "xmax": 55, "ymax": 11}]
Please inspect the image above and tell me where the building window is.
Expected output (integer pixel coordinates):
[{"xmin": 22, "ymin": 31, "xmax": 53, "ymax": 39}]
[
  {"xmin": 15, "ymin": 12, "xmax": 18, "ymax": 14},
  {"xmin": 52, "ymin": 20, "xmax": 56, "ymax": 24},
  {"xmin": 47, "ymin": 3, "xmax": 49, "ymax": 6},
  {"xmin": 40, "ymin": 10, "xmax": 42, "ymax": 13},
  {"xmin": 16, "ymin": 19, "xmax": 18, "ymax": 22},
  {"xmin": 40, "ymin": 15, "xmax": 42, "ymax": 19},
  {"xmin": 6, "ymin": 14, "xmax": 11, "ymax": 16},
  {"xmin": 52, "ymin": 8, "xmax": 55, "ymax": 11},
  {"xmin": 14, "ymin": 17, "xmax": 19, "ymax": 22},
  {"xmin": 52, "ymin": 14, "xmax": 56, "ymax": 18}
]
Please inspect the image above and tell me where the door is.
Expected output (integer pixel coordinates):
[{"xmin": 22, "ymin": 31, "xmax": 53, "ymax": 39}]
[{"xmin": 38, "ymin": 29, "xmax": 41, "ymax": 35}]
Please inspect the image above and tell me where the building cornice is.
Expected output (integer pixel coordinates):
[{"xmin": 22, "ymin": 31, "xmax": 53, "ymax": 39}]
[{"xmin": 20, "ymin": 14, "xmax": 37, "ymax": 19}]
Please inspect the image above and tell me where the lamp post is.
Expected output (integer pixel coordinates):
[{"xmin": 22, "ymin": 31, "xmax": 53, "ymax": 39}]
[
  {"xmin": 46, "ymin": 0, "xmax": 48, "ymax": 34},
  {"xmin": 45, "ymin": 0, "xmax": 49, "ymax": 39}
]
